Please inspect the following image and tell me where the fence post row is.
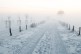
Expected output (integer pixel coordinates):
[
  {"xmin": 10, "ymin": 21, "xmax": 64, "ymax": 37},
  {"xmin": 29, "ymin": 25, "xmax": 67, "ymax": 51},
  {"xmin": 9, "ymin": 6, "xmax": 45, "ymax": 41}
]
[
  {"xmin": 60, "ymin": 21, "xmax": 81, "ymax": 36},
  {"xmin": 4, "ymin": 16, "xmax": 45, "ymax": 36}
]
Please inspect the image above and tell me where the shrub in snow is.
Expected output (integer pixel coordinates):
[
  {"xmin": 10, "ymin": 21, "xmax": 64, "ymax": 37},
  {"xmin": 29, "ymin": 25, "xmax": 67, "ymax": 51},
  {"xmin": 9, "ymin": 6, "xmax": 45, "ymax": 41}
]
[
  {"xmin": 30, "ymin": 23, "xmax": 37, "ymax": 28},
  {"xmin": 40, "ymin": 21, "xmax": 45, "ymax": 24}
]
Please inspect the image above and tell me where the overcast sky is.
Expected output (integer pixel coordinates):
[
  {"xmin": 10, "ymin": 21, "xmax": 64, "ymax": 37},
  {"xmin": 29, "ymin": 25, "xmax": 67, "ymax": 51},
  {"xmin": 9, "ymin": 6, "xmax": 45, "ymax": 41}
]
[{"xmin": 0, "ymin": 0, "xmax": 81, "ymax": 14}]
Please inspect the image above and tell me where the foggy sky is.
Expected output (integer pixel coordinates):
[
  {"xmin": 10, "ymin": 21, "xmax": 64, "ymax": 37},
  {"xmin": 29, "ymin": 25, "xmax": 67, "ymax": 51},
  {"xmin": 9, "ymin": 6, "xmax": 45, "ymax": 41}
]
[{"xmin": 0, "ymin": 0, "xmax": 81, "ymax": 14}]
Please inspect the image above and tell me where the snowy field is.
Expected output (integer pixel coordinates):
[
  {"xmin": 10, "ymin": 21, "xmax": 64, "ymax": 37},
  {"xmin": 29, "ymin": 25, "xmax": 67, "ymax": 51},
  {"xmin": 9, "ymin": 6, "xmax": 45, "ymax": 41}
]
[
  {"xmin": 0, "ymin": 14, "xmax": 81, "ymax": 54},
  {"xmin": 58, "ymin": 23, "xmax": 81, "ymax": 54}
]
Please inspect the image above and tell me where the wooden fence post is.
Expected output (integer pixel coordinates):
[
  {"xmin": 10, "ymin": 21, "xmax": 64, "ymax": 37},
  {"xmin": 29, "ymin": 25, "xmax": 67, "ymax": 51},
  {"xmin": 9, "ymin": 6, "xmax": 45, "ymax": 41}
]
[
  {"xmin": 72, "ymin": 25, "xmax": 74, "ymax": 31},
  {"xmin": 8, "ymin": 17, "xmax": 12, "ymax": 36},
  {"xmin": 78, "ymin": 27, "xmax": 81, "ymax": 35}
]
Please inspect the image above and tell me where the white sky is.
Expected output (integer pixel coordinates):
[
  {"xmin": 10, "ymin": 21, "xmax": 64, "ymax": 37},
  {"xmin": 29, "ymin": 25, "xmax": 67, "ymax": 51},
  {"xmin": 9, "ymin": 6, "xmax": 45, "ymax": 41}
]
[{"xmin": 0, "ymin": 0, "xmax": 81, "ymax": 14}]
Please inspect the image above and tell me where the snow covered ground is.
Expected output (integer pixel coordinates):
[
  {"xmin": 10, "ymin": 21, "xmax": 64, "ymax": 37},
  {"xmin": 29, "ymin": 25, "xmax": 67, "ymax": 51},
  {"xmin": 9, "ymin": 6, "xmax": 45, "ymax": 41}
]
[
  {"xmin": 32, "ymin": 22, "xmax": 68, "ymax": 54},
  {"xmin": 58, "ymin": 23, "xmax": 81, "ymax": 54},
  {"xmin": 0, "ymin": 19, "xmax": 68, "ymax": 54},
  {"xmin": 0, "ymin": 18, "xmax": 81, "ymax": 54},
  {"xmin": 0, "ymin": 21, "xmax": 46, "ymax": 54}
]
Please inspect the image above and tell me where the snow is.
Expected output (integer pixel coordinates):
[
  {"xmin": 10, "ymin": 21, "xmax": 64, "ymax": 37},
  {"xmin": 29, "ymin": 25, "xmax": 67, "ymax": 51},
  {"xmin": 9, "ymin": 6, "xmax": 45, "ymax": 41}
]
[
  {"xmin": 0, "ymin": 16, "xmax": 81, "ymax": 54},
  {"xmin": 58, "ymin": 23, "xmax": 81, "ymax": 54}
]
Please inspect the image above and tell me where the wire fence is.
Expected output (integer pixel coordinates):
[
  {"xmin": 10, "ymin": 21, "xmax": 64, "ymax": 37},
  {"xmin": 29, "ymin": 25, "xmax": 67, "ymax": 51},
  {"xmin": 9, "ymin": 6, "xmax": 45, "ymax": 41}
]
[
  {"xmin": 59, "ymin": 21, "xmax": 81, "ymax": 36},
  {"xmin": 0, "ymin": 16, "xmax": 46, "ymax": 36}
]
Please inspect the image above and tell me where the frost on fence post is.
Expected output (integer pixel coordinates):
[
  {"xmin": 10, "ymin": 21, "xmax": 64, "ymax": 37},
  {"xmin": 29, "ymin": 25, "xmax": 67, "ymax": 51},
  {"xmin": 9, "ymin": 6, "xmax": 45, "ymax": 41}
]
[
  {"xmin": 78, "ymin": 27, "xmax": 81, "ymax": 36},
  {"xmin": 25, "ymin": 16, "xmax": 27, "ymax": 30},
  {"xmin": 18, "ymin": 17, "xmax": 22, "ymax": 32},
  {"xmin": 72, "ymin": 25, "xmax": 74, "ymax": 32},
  {"xmin": 8, "ymin": 17, "xmax": 12, "ymax": 36}
]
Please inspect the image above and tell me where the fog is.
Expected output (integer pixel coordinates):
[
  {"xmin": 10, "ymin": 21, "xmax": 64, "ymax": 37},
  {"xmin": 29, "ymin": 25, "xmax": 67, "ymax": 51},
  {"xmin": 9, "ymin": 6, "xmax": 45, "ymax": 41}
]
[
  {"xmin": 0, "ymin": 13, "xmax": 81, "ymax": 30},
  {"xmin": 57, "ymin": 14, "xmax": 81, "ymax": 26}
]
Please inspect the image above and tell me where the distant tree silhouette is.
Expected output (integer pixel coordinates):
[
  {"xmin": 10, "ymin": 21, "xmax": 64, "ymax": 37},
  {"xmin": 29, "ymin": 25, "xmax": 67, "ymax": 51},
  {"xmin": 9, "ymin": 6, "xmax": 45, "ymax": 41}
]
[{"xmin": 57, "ymin": 10, "xmax": 64, "ymax": 15}]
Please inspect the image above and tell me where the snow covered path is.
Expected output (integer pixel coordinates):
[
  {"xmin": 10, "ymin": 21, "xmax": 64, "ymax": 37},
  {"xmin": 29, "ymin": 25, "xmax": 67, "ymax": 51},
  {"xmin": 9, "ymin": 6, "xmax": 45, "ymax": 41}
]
[
  {"xmin": 0, "ymin": 20, "xmax": 68, "ymax": 54},
  {"xmin": 32, "ymin": 21, "xmax": 68, "ymax": 54}
]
